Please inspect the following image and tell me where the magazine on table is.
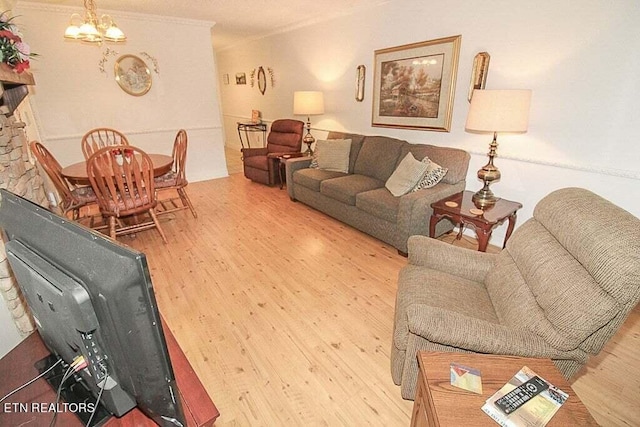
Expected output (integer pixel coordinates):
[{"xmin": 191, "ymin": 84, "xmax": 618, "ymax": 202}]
[{"xmin": 481, "ymin": 366, "xmax": 568, "ymax": 427}]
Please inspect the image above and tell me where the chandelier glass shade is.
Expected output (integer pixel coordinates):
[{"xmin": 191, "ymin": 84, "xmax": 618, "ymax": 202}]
[{"xmin": 64, "ymin": 0, "xmax": 126, "ymax": 44}]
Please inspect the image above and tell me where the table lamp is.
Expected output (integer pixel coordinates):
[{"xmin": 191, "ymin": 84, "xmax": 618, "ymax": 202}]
[
  {"xmin": 293, "ymin": 91, "xmax": 324, "ymax": 155},
  {"xmin": 465, "ymin": 89, "xmax": 532, "ymax": 208}
]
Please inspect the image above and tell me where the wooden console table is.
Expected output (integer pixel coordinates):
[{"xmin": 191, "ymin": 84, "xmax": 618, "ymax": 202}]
[
  {"xmin": 411, "ymin": 351, "xmax": 597, "ymax": 426},
  {"xmin": 430, "ymin": 191, "xmax": 522, "ymax": 252},
  {"xmin": 0, "ymin": 319, "xmax": 219, "ymax": 426}
]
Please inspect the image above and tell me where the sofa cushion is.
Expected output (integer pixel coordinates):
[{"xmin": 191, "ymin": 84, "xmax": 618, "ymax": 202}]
[
  {"xmin": 411, "ymin": 158, "xmax": 448, "ymax": 191},
  {"xmin": 356, "ymin": 188, "xmax": 399, "ymax": 223},
  {"xmin": 320, "ymin": 174, "xmax": 383, "ymax": 206},
  {"xmin": 385, "ymin": 152, "xmax": 429, "ymax": 197},
  {"xmin": 293, "ymin": 168, "xmax": 348, "ymax": 192},
  {"xmin": 328, "ymin": 132, "xmax": 365, "ymax": 173},
  {"xmin": 310, "ymin": 139, "xmax": 352, "ymax": 172},
  {"xmin": 354, "ymin": 136, "xmax": 405, "ymax": 182}
]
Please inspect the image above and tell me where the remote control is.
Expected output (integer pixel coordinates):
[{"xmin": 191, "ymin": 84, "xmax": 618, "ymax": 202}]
[{"xmin": 494, "ymin": 376, "xmax": 549, "ymax": 414}]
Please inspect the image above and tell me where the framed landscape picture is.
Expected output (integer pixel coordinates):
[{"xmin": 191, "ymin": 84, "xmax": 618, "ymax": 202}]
[{"xmin": 372, "ymin": 35, "xmax": 461, "ymax": 132}]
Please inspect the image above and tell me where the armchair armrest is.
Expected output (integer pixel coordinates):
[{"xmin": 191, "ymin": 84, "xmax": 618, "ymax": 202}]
[
  {"xmin": 242, "ymin": 147, "xmax": 268, "ymax": 158},
  {"xmin": 408, "ymin": 235, "xmax": 496, "ymax": 283},
  {"xmin": 395, "ymin": 181, "xmax": 465, "ymax": 254},
  {"xmin": 406, "ymin": 304, "xmax": 588, "ymax": 363}
]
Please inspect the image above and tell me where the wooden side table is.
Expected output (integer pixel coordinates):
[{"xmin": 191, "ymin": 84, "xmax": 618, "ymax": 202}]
[
  {"xmin": 272, "ymin": 152, "xmax": 307, "ymax": 189},
  {"xmin": 430, "ymin": 191, "xmax": 522, "ymax": 252},
  {"xmin": 411, "ymin": 352, "xmax": 597, "ymax": 427}
]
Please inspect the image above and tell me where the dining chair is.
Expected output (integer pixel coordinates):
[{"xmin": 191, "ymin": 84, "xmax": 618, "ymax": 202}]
[
  {"xmin": 29, "ymin": 141, "xmax": 101, "ymax": 226},
  {"xmin": 87, "ymin": 145, "xmax": 168, "ymax": 244},
  {"xmin": 155, "ymin": 129, "xmax": 197, "ymax": 218},
  {"xmin": 81, "ymin": 128, "xmax": 130, "ymax": 159}
]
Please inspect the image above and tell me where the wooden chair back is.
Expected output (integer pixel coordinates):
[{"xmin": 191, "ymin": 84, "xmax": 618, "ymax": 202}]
[
  {"xmin": 87, "ymin": 145, "xmax": 168, "ymax": 243},
  {"xmin": 29, "ymin": 141, "xmax": 79, "ymax": 214},
  {"xmin": 87, "ymin": 145, "xmax": 156, "ymax": 217},
  {"xmin": 172, "ymin": 129, "xmax": 188, "ymax": 184},
  {"xmin": 155, "ymin": 129, "xmax": 197, "ymax": 218},
  {"xmin": 81, "ymin": 128, "xmax": 130, "ymax": 159}
]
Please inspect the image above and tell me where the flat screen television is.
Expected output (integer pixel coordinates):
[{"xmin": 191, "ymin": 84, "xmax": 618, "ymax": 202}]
[{"xmin": 0, "ymin": 189, "xmax": 185, "ymax": 426}]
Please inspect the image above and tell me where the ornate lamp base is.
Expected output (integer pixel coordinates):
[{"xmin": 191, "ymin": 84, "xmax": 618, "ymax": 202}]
[
  {"xmin": 473, "ymin": 184, "xmax": 498, "ymax": 208},
  {"xmin": 303, "ymin": 140, "xmax": 314, "ymax": 156},
  {"xmin": 303, "ymin": 117, "xmax": 315, "ymax": 156}
]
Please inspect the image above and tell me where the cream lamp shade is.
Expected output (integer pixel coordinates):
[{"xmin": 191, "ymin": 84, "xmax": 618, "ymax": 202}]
[
  {"xmin": 293, "ymin": 91, "xmax": 325, "ymax": 156},
  {"xmin": 465, "ymin": 89, "xmax": 532, "ymax": 208},
  {"xmin": 293, "ymin": 91, "xmax": 325, "ymax": 115},
  {"xmin": 466, "ymin": 89, "xmax": 532, "ymax": 133}
]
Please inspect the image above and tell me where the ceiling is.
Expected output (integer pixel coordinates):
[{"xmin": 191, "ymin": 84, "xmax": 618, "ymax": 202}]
[{"xmin": 18, "ymin": 0, "xmax": 387, "ymax": 50}]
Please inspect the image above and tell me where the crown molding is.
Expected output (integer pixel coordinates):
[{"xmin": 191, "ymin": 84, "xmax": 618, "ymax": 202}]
[
  {"xmin": 218, "ymin": 0, "xmax": 391, "ymax": 52},
  {"xmin": 16, "ymin": 2, "xmax": 215, "ymax": 28}
]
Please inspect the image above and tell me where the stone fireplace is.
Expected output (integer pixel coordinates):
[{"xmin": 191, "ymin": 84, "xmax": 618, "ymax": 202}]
[{"xmin": 0, "ymin": 65, "xmax": 48, "ymax": 337}]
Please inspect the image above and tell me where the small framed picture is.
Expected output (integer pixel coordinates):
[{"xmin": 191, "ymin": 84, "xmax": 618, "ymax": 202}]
[{"xmin": 236, "ymin": 72, "xmax": 247, "ymax": 85}]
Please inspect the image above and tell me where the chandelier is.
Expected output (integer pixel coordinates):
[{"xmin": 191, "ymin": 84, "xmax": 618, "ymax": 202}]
[{"xmin": 64, "ymin": 0, "xmax": 126, "ymax": 44}]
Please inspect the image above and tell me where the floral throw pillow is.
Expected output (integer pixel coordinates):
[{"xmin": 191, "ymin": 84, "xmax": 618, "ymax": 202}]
[{"xmin": 411, "ymin": 157, "xmax": 448, "ymax": 191}]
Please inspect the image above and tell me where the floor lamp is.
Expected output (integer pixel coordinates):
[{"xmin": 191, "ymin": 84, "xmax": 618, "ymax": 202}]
[
  {"xmin": 293, "ymin": 91, "xmax": 324, "ymax": 156},
  {"xmin": 465, "ymin": 89, "xmax": 532, "ymax": 208}
]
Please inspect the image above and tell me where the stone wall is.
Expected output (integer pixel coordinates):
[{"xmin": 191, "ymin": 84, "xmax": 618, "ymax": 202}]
[{"xmin": 0, "ymin": 108, "xmax": 48, "ymax": 336}]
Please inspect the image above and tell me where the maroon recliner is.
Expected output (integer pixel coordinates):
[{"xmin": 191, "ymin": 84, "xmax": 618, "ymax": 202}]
[{"xmin": 241, "ymin": 119, "xmax": 304, "ymax": 186}]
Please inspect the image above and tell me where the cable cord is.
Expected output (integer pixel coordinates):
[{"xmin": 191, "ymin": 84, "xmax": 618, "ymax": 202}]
[
  {"xmin": 85, "ymin": 367, "xmax": 108, "ymax": 427},
  {"xmin": 49, "ymin": 362, "xmax": 77, "ymax": 427},
  {"xmin": 0, "ymin": 358, "xmax": 64, "ymax": 404}
]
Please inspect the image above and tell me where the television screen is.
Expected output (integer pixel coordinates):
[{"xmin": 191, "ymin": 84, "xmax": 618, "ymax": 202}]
[{"xmin": 0, "ymin": 189, "xmax": 185, "ymax": 426}]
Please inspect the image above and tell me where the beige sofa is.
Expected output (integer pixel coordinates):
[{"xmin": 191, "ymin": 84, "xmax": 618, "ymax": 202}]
[
  {"xmin": 286, "ymin": 131, "xmax": 470, "ymax": 254},
  {"xmin": 391, "ymin": 187, "xmax": 640, "ymax": 399}
]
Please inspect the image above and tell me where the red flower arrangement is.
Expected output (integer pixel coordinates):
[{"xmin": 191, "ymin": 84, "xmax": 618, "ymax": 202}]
[{"xmin": 0, "ymin": 12, "xmax": 35, "ymax": 74}]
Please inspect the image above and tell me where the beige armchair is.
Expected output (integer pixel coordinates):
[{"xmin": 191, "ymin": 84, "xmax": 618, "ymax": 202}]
[{"xmin": 391, "ymin": 187, "xmax": 640, "ymax": 399}]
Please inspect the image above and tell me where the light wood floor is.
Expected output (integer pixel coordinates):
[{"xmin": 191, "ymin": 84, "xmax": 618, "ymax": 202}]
[{"xmin": 121, "ymin": 173, "xmax": 639, "ymax": 426}]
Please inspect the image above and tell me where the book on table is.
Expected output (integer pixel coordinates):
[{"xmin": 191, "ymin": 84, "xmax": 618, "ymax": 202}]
[{"xmin": 482, "ymin": 366, "xmax": 568, "ymax": 427}]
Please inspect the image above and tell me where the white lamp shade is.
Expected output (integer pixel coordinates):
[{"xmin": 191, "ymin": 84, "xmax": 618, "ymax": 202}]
[
  {"xmin": 64, "ymin": 24, "xmax": 81, "ymax": 39},
  {"xmin": 293, "ymin": 91, "xmax": 325, "ymax": 115},
  {"xmin": 104, "ymin": 24, "xmax": 126, "ymax": 42},
  {"xmin": 466, "ymin": 89, "xmax": 532, "ymax": 133}
]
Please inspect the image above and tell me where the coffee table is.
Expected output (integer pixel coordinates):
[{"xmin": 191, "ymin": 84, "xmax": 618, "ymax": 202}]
[
  {"xmin": 411, "ymin": 351, "xmax": 598, "ymax": 426},
  {"xmin": 430, "ymin": 191, "xmax": 522, "ymax": 252}
]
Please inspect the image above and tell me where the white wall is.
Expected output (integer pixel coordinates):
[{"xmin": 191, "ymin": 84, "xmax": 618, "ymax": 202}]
[
  {"xmin": 15, "ymin": 2, "xmax": 228, "ymax": 182},
  {"xmin": 217, "ymin": 0, "xmax": 640, "ymax": 244}
]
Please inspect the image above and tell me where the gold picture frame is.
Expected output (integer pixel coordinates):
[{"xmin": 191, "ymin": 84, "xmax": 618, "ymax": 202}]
[
  {"xmin": 114, "ymin": 54, "xmax": 152, "ymax": 96},
  {"xmin": 468, "ymin": 52, "xmax": 490, "ymax": 102},
  {"xmin": 372, "ymin": 35, "xmax": 461, "ymax": 132}
]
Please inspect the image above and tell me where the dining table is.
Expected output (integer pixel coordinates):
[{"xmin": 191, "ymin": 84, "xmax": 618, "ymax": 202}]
[{"xmin": 61, "ymin": 154, "xmax": 174, "ymax": 186}]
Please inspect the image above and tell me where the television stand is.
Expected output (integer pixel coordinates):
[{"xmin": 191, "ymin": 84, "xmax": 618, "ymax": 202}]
[
  {"xmin": 0, "ymin": 317, "xmax": 220, "ymax": 426},
  {"xmin": 35, "ymin": 354, "xmax": 112, "ymax": 426}
]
